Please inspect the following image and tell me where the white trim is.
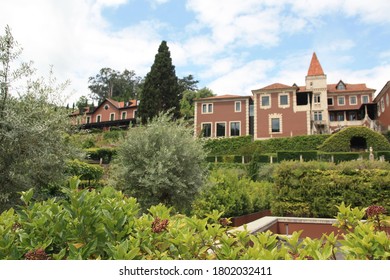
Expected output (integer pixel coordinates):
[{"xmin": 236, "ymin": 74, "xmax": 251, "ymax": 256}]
[
  {"xmin": 133, "ymin": 110, "xmax": 137, "ymax": 118},
  {"xmin": 215, "ymin": 122, "xmax": 227, "ymax": 138},
  {"xmin": 349, "ymin": 95, "xmax": 357, "ymax": 105},
  {"xmin": 194, "ymin": 102, "xmax": 198, "ymax": 137},
  {"xmin": 121, "ymin": 111, "xmax": 127, "ymax": 120},
  {"xmin": 110, "ymin": 112, "xmax": 115, "ymax": 121},
  {"xmin": 96, "ymin": 114, "xmax": 102, "ymax": 123},
  {"xmin": 260, "ymin": 93, "xmax": 271, "ymax": 109},
  {"xmin": 229, "ymin": 121, "xmax": 241, "ymax": 137},
  {"xmin": 201, "ymin": 122, "xmax": 212, "ymax": 138},
  {"xmin": 86, "ymin": 116, "xmax": 91, "ymax": 124},
  {"xmin": 254, "ymin": 94, "xmax": 258, "ymax": 139},
  {"xmin": 246, "ymin": 99, "xmax": 249, "ymax": 136},
  {"xmin": 234, "ymin": 101, "xmax": 242, "ymax": 112},
  {"xmin": 313, "ymin": 93, "xmax": 321, "ymax": 105},
  {"xmin": 269, "ymin": 113, "xmax": 283, "ymax": 134},
  {"xmin": 337, "ymin": 96, "xmax": 345, "ymax": 106},
  {"xmin": 201, "ymin": 103, "xmax": 213, "ymax": 114},
  {"xmin": 278, "ymin": 93, "xmax": 290, "ymax": 109}
]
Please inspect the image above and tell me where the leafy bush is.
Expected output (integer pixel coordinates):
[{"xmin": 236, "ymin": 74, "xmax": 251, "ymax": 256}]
[
  {"xmin": 271, "ymin": 161, "xmax": 390, "ymax": 217},
  {"xmin": 0, "ymin": 180, "xmax": 388, "ymax": 260},
  {"xmin": 85, "ymin": 147, "xmax": 117, "ymax": 163},
  {"xmin": 203, "ymin": 136, "xmax": 252, "ymax": 155},
  {"xmin": 192, "ymin": 169, "xmax": 272, "ymax": 218},
  {"xmin": 319, "ymin": 126, "xmax": 390, "ymax": 152},
  {"xmin": 254, "ymin": 135, "xmax": 329, "ymax": 153},
  {"xmin": 277, "ymin": 151, "xmax": 318, "ymax": 162},
  {"xmin": 65, "ymin": 160, "xmax": 104, "ymax": 186}
]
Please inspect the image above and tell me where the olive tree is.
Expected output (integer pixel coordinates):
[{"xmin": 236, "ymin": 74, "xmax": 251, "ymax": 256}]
[
  {"xmin": 110, "ymin": 113, "xmax": 208, "ymax": 213},
  {"xmin": 0, "ymin": 26, "xmax": 76, "ymax": 211}
]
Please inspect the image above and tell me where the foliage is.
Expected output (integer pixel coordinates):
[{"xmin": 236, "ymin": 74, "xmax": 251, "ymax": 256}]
[
  {"xmin": 138, "ymin": 41, "xmax": 181, "ymax": 123},
  {"xmin": 277, "ymin": 151, "xmax": 318, "ymax": 162},
  {"xmin": 0, "ymin": 180, "xmax": 388, "ymax": 260},
  {"xmin": 0, "ymin": 26, "xmax": 76, "ymax": 212},
  {"xmin": 319, "ymin": 126, "xmax": 390, "ymax": 152},
  {"xmin": 203, "ymin": 136, "xmax": 252, "ymax": 155},
  {"xmin": 178, "ymin": 74, "xmax": 199, "ymax": 92},
  {"xmin": 271, "ymin": 161, "xmax": 390, "ymax": 217},
  {"xmin": 191, "ymin": 169, "xmax": 273, "ymax": 218},
  {"xmin": 109, "ymin": 112, "xmax": 207, "ymax": 213},
  {"xmin": 88, "ymin": 68, "xmax": 141, "ymax": 102},
  {"xmin": 65, "ymin": 160, "xmax": 104, "ymax": 186},
  {"xmin": 85, "ymin": 147, "xmax": 117, "ymax": 164},
  {"xmin": 180, "ymin": 87, "xmax": 214, "ymax": 119}
]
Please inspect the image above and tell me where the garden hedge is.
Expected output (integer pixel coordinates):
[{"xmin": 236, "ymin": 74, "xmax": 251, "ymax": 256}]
[
  {"xmin": 319, "ymin": 126, "xmax": 390, "ymax": 152},
  {"xmin": 271, "ymin": 161, "xmax": 390, "ymax": 218}
]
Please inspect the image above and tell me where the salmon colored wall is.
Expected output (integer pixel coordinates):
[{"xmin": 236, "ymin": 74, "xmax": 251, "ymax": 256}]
[
  {"xmin": 377, "ymin": 89, "xmax": 390, "ymax": 130},
  {"xmin": 275, "ymin": 222, "xmax": 340, "ymax": 239},
  {"xmin": 196, "ymin": 99, "xmax": 248, "ymax": 137},
  {"xmin": 256, "ymin": 92, "xmax": 308, "ymax": 138}
]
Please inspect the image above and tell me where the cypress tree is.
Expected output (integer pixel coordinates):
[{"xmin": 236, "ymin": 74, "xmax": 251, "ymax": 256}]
[{"xmin": 138, "ymin": 41, "xmax": 180, "ymax": 123}]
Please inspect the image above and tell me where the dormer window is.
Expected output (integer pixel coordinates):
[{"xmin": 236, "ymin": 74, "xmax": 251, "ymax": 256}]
[{"xmin": 336, "ymin": 80, "xmax": 346, "ymax": 90}]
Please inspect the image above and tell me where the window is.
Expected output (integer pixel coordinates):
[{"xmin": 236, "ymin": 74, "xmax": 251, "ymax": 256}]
[
  {"xmin": 202, "ymin": 103, "xmax": 213, "ymax": 114},
  {"xmin": 121, "ymin": 111, "xmax": 127, "ymax": 120},
  {"xmin": 271, "ymin": 118, "xmax": 280, "ymax": 133},
  {"xmin": 337, "ymin": 113, "xmax": 344, "ymax": 121},
  {"xmin": 361, "ymin": 95, "xmax": 369, "ymax": 104},
  {"xmin": 336, "ymin": 81, "xmax": 346, "ymax": 90},
  {"xmin": 230, "ymin": 122, "xmax": 240, "ymax": 136},
  {"xmin": 104, "ymin": 104, "xmax": 109, "ymax": 110},
  {"xmin": 329, "ymin": 113, "xmax": 335, "ymax": 122},
  {"xmin": 110, "ymin": 113, "xmax": 115, "ymax": 121},
  {"xmin": 314, "ymin": 94, "xmax": 321, "ymax": 104},
  {"xmin": 216, "ymin": 123, "xmax": 226, "ymax": 137},
  {"xmin": 349, "ymin": 112, "xmax": 357, "ymax": 121},
  {"xmin": 261, "ymin": 95, "xmax": 270, "ymax": 107},
  {"xmin": 279, "ymin": 94, "xmax": 289, "ymax": 106},
  {"xmin": 202, "ymin": 123, "xmax": 211, "ymax": 138},
  {"xmin": 349, "ymin": 96, "xmax": 357, "ymax": 105},
  {"xmin": 338, "ymin": 96, "xmax": 345, "ymax": 106},
  {"xmin": 381, "ymin": 98, "xmax": 385, "ymax": 112},
  {"xmin": 327, "ymin": 98, "xmax": 333, "ymax": 106},
  {"xmin": 96, "ymin": 115, "xmax": 101, "ymax": 123},
  {"xmin": 387, "ymin": 94, "xmax": 389, "ymax": 107},
  {"xmin": 314, "ymin": 111, "xmax": 322, "ymax": 121},
  {"xmin": 235, "ymin": 101, "xmax": 241, "ymax": 112},
  {"xmin": 133, "ymin": 110, "xmax": 138, "ymax": 118},
  {"xmin": 86, "ymin": 116, "xmax": 91, "ymax": 124}
]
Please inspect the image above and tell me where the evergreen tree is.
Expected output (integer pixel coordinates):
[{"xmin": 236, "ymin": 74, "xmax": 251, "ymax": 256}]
[{"xmin": 138, "ymin": 41, "xmax": 180, "ymax": 123}]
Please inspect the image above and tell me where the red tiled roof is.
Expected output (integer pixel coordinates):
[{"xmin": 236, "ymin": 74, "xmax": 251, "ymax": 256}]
[
  {"xmin": 195, "ymin": 94, "xmax": 250, "ymax": 101},
  {"xmin": 307, "ymin": 52, "xmax": 325, "ymax": 76},
  {"xmin": 327, "ymin": 83, "xmax": 375, "ymax": 93},
  {"xmin": 260, "ymin": 83, "xmax": 293, "ymax": 90}
]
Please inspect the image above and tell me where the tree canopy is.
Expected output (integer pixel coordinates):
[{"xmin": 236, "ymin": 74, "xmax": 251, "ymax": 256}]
[
  {"xmin": 88, "ymin": 68, "xmax": 141, "ymax": 102},
  {"xmin": 138, "ymin": 41, "xmax": 180, "ymax": 123}
]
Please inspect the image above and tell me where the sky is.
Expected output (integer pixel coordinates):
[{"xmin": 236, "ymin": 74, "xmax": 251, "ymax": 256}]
[{"xmin": 1, "ymin": 0, "xmax": 390, "ymax": 105}]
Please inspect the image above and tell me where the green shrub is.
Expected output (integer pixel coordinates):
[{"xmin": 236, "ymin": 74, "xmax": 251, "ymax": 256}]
[
  {"xmin": 203, "ymin": 136, "xmax": 252, "ymax": 155},
  {"xmin": 271, "ymin": 161, "xmax": 390, "ymax": 217},
  {"xmin": 377, "ymin": 151, "xmax": 390, "ymax": 162},
  {"xmin": 85, "ymin": 147, "xmax": 117, "ymax": 163},
  {"xmin": 319, "ymin": 126, "xmax": 390, "ymax": 152},
  {"xmin": 65, "ymin": 160, "xmax": 104, "ymax": 186},
  {"xmin": 254, "ymin": 135, "xmax": 329, "ymax": 153},
  {"xmin": 277, "ymin": 151, "xmax": 318, "ymax": 162}
]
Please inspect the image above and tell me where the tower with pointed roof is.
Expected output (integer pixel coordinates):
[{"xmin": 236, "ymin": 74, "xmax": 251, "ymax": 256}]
[{"xmin": 305, "ymin": 52, "xmax": 329, "ymax": 134}]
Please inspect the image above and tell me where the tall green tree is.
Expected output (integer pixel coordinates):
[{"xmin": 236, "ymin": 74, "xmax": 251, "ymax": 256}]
[
  {"xmin": 88, "ymin": 68, "xmax": 141, "ymax": 102},
  {"xmin": 138, "ymin": 41, "xmax": 180, "ymax": 123}
]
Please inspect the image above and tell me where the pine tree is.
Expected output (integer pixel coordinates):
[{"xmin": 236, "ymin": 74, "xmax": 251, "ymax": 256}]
[{"xmin": 138, "ymin": 41, "xmax": 180, "ymax": 123}]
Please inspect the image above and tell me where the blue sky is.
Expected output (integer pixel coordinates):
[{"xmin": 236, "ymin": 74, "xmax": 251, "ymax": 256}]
[{"xmin": 1, "ymin": 0, "xmax": 390, "ymax": 104}]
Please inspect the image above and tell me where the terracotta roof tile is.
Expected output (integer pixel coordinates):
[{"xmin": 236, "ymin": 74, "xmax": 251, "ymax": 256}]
[
  {"xmin": 195, "ymin": 94, "xmax": 250, "ymax": 101},
  {"xmin": 260, "ymin": 83, "xmax": 293, "ymax": 90},
  {"xmin": 307, "ymin": 52, "xmax": 325, "ymax": 76},
  {"xmin": 327, "ymin": 83, "xmax": 375, "ymax": 93}
]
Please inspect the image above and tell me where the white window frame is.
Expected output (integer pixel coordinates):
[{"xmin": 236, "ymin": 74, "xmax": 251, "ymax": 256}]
[
  {"xmin": 96, "ymin": 114, "xmax": 102, "ymax": 123},
  {"xmin": 201, "ymin": 122, "xmax": 212, "ymax": 138},
  {"xmin": 215, "ymin": 122, "xmax": 227, "ymax": 138},
  {"xmin": 201, "ymin": 103, "xmax": 213, "ymax": 114},
  {"xmin": 314, "ymin": 111, "xmax": 323, "ymax": 121},
  {"xmin": 110, "ymin": 112, "xmax": 115, "ymax": 121},
  {"xmin": 314, "ymin": 93, "xmax": 321, "ymax": 104},
  {"xmin": 278, "ymin": 93, "xmax": 289, "ymax": 108},
  {"xmin": 121, "ymin": 111, "xmax": 127, "ymax": 120},
  {"xmin": 260, "ymin": 94, "xmax": 271, "ymax": 109},
  {"xmin": 338, "ymin": 96, "xmax": 345, "ymax": 106},
  {"xmin": 229, "ymin": 121, "xmax": 241, "ymax": 137},
  {"xmin": 86, "ymin": 116, "xmax": 91, "ymax": 124},
  {"xmin": 234, "ymin": 101, "xmax": 242, "ymax": 112},
  {"xmin": 349, "ymin": 95, "xmax": 357, "ymax": 105},
  {"xmin": 381, "ymin": 98, "xmax": 385, "ymax": 113},
  {"xmin": 361, "ymin": 95, "xmax": 369, "ymax": 104},
  {"xmin": 269, "ymin": 113, "xmax": 282, "ymax": 134},
  {"xmin": 133, "ymin": 110, "xmax": 137, "ymax": 118}
]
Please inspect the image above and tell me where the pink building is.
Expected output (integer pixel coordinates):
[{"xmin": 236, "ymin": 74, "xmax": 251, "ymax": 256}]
[{"xmin": 375, "ymin": 81, "xmax": 390, "ymax": 132}]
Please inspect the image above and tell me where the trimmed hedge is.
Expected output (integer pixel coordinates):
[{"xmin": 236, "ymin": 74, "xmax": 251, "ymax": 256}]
[
  {"xmin": 66, "ymin": 160, "xmax": 104, "ymax": 184},
  {"xmin": 203, "ymin": 136, "xmax": 252, "ymax": 155},
  {"xmin": 271, "ymin": 160, "xmax": 390, "ymax": 218},
  {"xmin": 85, "ymin": 147, "xmax": 117, "ymax": 163},
  {"xmin": 277, "ymin": 151, "xmax": 318, "ymax": 162},
  {"xmin": 319, "ymin": 126, "xmax": 390, "ymax": 152}
]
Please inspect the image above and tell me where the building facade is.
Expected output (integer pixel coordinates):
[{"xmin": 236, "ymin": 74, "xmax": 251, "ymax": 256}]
[
  {"xmin": 374, "ymin": 81, "xmax": 390, "ymax": 132},
  {"xmin": 195, "ymin": 52, "xmax": 382, "ymax": 139},
  {"xmin": 71, "ymin": 98, "xmax": 138, "ymax": 130}
]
